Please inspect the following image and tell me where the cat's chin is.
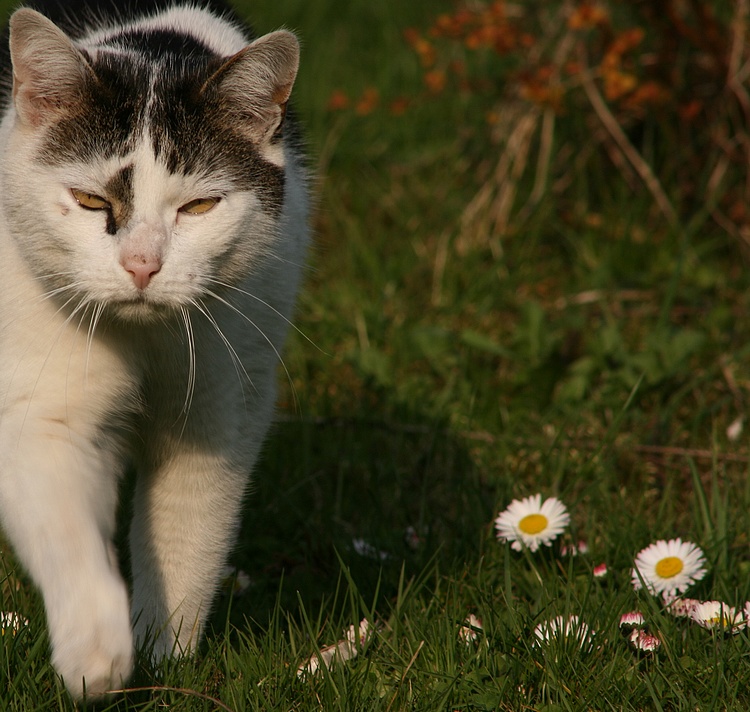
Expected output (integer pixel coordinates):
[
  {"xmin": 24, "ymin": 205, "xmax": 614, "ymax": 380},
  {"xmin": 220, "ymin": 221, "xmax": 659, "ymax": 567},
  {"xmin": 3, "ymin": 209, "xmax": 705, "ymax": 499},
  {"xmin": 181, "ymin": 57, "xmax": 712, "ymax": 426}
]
[{"xmin": 107, "ymin": 298, "xmax": 178, "ymax": 323}]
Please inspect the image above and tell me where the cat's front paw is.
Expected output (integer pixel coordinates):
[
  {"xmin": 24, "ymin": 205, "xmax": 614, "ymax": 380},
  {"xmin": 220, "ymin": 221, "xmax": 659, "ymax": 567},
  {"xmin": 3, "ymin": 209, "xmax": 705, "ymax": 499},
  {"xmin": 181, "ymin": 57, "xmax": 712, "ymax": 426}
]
[{"xmin": 49, "ymin": 573, "xmax": 134, "ymax": 699}]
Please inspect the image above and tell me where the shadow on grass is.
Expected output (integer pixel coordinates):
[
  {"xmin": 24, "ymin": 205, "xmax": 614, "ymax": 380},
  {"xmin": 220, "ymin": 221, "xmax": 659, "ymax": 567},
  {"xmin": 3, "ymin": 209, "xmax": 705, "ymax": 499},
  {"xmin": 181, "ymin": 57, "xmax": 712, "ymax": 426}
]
[{"xmin": 209, "ymin": 412, "xmax": 492, "ymax": 641}]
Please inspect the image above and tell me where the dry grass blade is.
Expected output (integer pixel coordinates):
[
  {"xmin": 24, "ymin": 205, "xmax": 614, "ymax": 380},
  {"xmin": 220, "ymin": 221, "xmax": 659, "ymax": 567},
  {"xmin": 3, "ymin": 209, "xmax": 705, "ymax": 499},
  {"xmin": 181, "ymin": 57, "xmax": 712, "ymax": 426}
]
[
  {"xmin": 578, "ymin": 47, "xmax": 679, "ymax": 231},
  {"xmin": 458, "ymin": 103, "xmax": 540, "ymax": 257}
]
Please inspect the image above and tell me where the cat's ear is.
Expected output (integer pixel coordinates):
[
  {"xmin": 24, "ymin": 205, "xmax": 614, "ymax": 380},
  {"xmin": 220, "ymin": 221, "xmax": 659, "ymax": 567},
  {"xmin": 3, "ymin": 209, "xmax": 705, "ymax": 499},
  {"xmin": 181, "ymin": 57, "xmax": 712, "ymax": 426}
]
[
  {"xmin": 8, "ymin": 9, "xmax": 96, "ymax": 128},
  {"xmin": 204, "ymin": 30, "xmax": 300, "ymax": 144}
]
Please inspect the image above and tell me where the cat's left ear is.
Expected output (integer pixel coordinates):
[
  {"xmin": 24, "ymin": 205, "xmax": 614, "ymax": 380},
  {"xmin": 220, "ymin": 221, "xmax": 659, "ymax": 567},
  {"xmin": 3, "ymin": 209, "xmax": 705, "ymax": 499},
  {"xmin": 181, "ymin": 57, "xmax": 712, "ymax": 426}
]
[{"xmin": 204, "ymin": 30, "xmax": 299, "ymax": 144}]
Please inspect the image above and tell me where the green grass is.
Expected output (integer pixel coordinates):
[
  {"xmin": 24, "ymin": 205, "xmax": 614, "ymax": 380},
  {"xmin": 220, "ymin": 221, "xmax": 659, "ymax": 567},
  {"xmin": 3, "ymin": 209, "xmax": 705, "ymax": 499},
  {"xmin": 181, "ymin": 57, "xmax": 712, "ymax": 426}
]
[{"xmin": 2, "ymin": 0, "xmax": 750, "ymax": 708}]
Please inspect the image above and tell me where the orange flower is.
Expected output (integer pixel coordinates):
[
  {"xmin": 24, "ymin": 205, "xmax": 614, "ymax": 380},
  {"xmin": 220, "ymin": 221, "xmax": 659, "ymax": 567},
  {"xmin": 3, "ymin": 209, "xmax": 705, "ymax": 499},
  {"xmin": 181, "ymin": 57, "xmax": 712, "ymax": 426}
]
[
  {"xmin": 568, "ymin": 3, "xmax": 609, "ymax": 30},
  {"xmin": 621, "ymin": 81, "xmax": 670, "ymax": 111},
  {"xmin": 405, "ymin": 29, "xmax": 436, "ymax": 68},
  {"xmin": 424, "ymin": 69, "xmax": 447, "ymax": 94},
  {"xmin": 326, "ymin": 90, "xmax": 350, "ymax": 112},
  {"xmin": 602, "ymin": 69, "xmax": 637, "ymax": 101},
  {"xmin": 679, "ymin": 99, "xmax": 703, "ymax": 121},
  {"xmin": 355, "ymin": 87, "xmax": 380, "ymax": 116}
]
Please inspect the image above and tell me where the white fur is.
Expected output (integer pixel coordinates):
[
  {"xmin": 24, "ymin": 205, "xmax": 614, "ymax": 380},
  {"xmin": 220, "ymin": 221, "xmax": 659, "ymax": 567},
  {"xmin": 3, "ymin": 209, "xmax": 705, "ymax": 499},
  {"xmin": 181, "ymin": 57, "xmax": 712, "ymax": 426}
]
[{"xmin": 0, "ymin": 3, "xmax": 308, "ymax": 699}]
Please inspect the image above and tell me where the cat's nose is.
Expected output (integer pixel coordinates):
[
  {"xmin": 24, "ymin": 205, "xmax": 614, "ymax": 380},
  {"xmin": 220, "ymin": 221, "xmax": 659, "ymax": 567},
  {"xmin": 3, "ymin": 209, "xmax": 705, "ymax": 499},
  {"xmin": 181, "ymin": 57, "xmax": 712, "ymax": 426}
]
[{"xmin": 121, "ymin": 254, "xmax": 162, "ymax": 290}]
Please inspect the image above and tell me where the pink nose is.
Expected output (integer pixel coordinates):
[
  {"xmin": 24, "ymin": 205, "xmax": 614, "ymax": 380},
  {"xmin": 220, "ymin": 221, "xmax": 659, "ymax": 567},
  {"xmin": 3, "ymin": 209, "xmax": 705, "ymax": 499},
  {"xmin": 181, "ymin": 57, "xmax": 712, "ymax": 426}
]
[{"xmin": 121, "ymin": 255, "xmax": 161, "ymax": 290}]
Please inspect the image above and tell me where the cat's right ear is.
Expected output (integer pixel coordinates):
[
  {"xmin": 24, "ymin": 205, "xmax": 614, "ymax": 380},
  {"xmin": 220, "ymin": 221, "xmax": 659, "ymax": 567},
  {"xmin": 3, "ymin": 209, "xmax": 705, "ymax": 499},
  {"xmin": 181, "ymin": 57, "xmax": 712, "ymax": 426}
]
[{"xmin": 8, "ymin": 9, "xmax": 96, "ymax": 128}]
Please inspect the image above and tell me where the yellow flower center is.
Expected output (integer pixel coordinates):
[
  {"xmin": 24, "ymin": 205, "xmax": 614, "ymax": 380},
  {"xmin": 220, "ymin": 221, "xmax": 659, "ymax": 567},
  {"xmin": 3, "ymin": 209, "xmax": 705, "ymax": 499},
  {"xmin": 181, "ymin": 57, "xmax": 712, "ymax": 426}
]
[
  {"xmin": 654, "ymin": 556, "xmax": 684, "ymax": 579},
  {"xmin": 519, "ymin": 513, "xmax": 548, "ymax": 535}
]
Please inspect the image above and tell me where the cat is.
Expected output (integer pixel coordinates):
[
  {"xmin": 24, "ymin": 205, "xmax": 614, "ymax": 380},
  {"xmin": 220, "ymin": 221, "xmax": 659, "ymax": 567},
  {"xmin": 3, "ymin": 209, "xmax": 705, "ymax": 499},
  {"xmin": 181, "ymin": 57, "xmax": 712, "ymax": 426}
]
[{"xmin": 0, "ymin": 0, "xmax": 309, "ymax": 698}]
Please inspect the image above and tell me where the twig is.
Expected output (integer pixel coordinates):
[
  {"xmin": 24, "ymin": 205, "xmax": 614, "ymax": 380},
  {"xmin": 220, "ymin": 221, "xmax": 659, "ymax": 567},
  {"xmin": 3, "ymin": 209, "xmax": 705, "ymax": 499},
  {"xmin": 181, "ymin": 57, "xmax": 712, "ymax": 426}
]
[
  {"xmin": 633, "ymin": 444, "xmax": 749, "ymax": 464},
  {"xmin": 578, "ymin": 47, "xmax": 679, "ymax": 231},
  {"xmin": 273, "ymin": 415, "xmax": 749, "ymax": 464}
]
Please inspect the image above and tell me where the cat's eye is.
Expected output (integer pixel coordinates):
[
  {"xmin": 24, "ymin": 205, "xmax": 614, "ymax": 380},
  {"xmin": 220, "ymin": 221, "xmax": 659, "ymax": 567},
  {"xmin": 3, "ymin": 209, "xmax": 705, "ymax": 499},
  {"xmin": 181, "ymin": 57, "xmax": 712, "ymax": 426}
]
[
  {"xmin": 71, "ymin": 189, "xmax": 110, "ymax": 211},
  {"xmin": 179, "ymin": 197, "xmax": 221, "ymax": 215}
]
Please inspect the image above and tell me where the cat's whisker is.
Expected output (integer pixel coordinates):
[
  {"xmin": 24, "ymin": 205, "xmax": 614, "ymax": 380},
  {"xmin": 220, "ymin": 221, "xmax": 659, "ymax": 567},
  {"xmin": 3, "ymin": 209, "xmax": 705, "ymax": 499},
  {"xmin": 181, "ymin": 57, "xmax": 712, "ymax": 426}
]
[
  {"xmin": 178, "ymin": 305, "xmax": 197, "ymax": 416},
  {"xmin": 0, "ymin": 280, "xmax": 86, "ymax": 335},
  {"xmin": 69, "ymin": 299, "xmax": 96, "ymax": 419},
  {"xmin": 204, "ymin": 277, "xmax": 323, "ymax": 354},
  {"xmin": 39, "ymin": 283, "xmax": 82, "ymax": 302},
  {"xmin": 203, "ymin": 289, "xmax": 298, "ymax": 411},
  {"xmin": 84, "ymin": 301, "xmax": 105, "ymax": 387},
  {"xmin": 191, "ymin": 298, "xmax": 256, "ymax": 402}
]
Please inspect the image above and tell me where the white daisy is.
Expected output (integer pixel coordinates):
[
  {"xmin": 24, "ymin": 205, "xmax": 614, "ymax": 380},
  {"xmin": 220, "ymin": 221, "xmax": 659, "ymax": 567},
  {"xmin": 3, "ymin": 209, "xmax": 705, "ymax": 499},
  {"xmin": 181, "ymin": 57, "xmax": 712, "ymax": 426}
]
[
  {"xmin": 0, "ymin": 611, "xmax": 28, "ymax": 635},
  {"xmin": 619, "ymin": 611, "xmax": 645, "ymax": 629},
  {"xmin": 690, "ymin": 601, "xmax": 744, "ymax": 634},
  {"xmin": 561, "ymin": 540, "xmax": 589, "ymax": 557},
  {"xmin": 631, "ymin": 538, "xmax": 707, "ymax": 595},
  {"xmin": 663, "ymin": 594, "xmax": 700, "ymax": 618},
  {"xmin": 221, "ymin": 566, "xmax": 252, "ymax": 596},
  {"xmin": 629, "ymin": 629, "xmax": 661, "ymax": 652},
  {"xmin": 494, "ymin": 494, "xmax": 570, "ymax": 552},
  {"xmin": 533, "ymin": 615, "xmax": 594, "ymax": 651},
  {"xmin": 297, "ymin": 619, "xmax": 373, "ymax": 677},
  {"xmin": 459, "ymin": 614, "xmax": 483, "ymax": 645}
]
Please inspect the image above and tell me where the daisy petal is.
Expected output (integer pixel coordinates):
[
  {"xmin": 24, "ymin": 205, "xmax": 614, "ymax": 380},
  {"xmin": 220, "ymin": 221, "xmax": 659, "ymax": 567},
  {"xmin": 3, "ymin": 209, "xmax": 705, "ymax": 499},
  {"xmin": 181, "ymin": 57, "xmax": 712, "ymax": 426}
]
[{"xmin": 533, "ymin": 615, "xmax": 594, "ymax": 651}]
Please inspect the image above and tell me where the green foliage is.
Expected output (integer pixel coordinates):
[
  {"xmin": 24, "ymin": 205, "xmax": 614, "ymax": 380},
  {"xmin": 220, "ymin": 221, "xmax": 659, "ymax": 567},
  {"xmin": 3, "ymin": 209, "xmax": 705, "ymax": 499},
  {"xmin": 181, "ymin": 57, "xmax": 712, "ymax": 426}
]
[{"xmin": 0, "ymin": 0, "xmax": 749, "ymax": 709}]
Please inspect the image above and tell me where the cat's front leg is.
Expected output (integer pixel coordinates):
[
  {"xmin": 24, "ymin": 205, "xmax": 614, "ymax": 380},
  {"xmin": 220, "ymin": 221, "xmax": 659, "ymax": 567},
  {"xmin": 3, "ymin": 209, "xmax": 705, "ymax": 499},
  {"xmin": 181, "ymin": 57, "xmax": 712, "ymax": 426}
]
[
  {"xmin": 129, "ymin": 446, "xmax": 253, "ymax": 657},
  {"xmin": 0, "ymin": 422, "xmax": 133, "ymax": 698}
]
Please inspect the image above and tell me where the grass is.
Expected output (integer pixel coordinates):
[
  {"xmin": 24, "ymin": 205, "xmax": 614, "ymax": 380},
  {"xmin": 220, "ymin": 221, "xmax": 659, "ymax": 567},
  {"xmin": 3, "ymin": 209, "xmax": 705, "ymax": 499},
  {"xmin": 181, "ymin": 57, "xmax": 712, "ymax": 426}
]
[{"xmin": 1, "ymin": 0, "xmax": 750, "ymax": 708}]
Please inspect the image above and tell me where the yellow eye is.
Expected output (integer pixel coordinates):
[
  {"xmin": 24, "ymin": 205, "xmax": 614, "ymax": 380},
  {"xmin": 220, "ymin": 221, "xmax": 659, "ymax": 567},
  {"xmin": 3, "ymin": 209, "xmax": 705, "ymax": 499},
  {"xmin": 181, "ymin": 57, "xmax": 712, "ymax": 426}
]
[
  {"xmin": 71, "ymin": 189, "xmax": 110, "ymax": 210},
  {"xmin": 179, "ymin": 197, "xmax": 220, "ymax": 215}
]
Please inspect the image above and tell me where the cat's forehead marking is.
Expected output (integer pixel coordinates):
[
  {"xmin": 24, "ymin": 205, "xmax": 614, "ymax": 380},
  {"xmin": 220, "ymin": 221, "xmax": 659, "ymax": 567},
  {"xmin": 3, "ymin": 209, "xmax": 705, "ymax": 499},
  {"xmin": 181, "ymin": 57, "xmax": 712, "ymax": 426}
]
[{"xmin": 104, "ymin": 164, "xmax": 134, "ymax": 235}]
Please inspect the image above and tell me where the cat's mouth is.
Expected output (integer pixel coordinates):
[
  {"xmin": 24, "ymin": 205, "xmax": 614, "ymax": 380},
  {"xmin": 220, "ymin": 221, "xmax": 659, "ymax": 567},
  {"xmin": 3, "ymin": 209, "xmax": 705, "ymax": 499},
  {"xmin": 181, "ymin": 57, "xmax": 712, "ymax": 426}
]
[{"xmin": 107, "ymin": 295, "xmax": 177, "ymax": 322}]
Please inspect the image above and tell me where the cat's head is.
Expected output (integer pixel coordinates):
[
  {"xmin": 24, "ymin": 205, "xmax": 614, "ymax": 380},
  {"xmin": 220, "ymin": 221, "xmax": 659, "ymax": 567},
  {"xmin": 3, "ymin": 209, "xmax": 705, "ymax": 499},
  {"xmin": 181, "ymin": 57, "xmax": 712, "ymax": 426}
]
[{"xmin": 2, "ymin": 7, "xmax": 301, "ymax": 321}]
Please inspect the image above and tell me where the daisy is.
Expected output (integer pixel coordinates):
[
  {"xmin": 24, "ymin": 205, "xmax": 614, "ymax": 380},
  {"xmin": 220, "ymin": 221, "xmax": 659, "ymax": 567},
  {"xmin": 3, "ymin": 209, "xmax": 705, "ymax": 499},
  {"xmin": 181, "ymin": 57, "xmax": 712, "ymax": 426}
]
[
  {"xmin": 619, "ymin": 611, "xmax": 645, "ymax": 629},
  {"xmin": 663, "ymin": 594, "xmax": 700, "ymax": 618},
  {"xmin": 297, "ymin": 619, "xmax": 373, "ymax": 677},
  {"xmin": 561, "ymin": 540, "xmax": 589, "ymax": 557},
  {"xmin": 690, "ymin": 601, "xmax": 744, "ymax": 634},
  {"xmin": 221, "ymin": 566, "xmax": 252, "ymax": 596},
  {"xmin": 593, "ymin": 562, "xmax": 608, "ymax": 578},
  {"xmin": 533, "ymin": 615, "xmax": 594, "ymax": 651},
  {"xmin": 631, "ymin": 538, "xmax": 707, "ymax": 595},
  {"xmin": 459, "ymin": 614, "xmax": 483, "ymax": 645},
  {"xmin": 0, "ymin": 611, "xmax": 28, "ymax": 635},
  {"xmin": 494, "ymin": 494, "xmax": 570, "ymax": 552},
  {"xmin": 629, "ymin": 629, "xmax": 661, "ymax": 652}
]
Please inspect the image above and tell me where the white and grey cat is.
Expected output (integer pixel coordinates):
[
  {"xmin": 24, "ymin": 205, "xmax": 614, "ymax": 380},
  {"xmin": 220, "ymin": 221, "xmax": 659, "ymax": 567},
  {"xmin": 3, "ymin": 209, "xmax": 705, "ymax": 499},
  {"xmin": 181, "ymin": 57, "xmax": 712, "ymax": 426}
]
[{"xmin": 0, "ymin": 0, "xmax": 308, "ymax": 698}]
